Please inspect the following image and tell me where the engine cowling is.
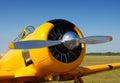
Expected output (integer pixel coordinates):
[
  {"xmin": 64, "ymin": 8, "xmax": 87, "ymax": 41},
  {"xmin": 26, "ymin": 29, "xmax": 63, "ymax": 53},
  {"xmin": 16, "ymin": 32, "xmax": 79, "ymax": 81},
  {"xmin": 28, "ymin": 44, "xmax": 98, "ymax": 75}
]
[{"xmin": 26, "ymin": 19, "xmax": 86, "ymax": 73}]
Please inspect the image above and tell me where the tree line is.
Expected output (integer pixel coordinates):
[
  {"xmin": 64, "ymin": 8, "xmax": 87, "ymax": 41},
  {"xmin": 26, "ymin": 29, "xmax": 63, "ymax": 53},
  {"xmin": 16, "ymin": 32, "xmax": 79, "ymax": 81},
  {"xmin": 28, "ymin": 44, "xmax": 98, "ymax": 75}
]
[{"xmin": 86, "ymin": 52, "xmax": 120, "ymax": 56}]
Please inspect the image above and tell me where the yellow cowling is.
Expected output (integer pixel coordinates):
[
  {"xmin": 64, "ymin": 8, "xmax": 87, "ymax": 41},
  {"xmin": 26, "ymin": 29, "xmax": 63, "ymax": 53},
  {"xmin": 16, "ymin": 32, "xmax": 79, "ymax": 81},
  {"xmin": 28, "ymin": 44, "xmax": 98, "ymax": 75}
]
[{"xmin": 26, "ymin": 21, "xmax": 86, "ymax": 73}]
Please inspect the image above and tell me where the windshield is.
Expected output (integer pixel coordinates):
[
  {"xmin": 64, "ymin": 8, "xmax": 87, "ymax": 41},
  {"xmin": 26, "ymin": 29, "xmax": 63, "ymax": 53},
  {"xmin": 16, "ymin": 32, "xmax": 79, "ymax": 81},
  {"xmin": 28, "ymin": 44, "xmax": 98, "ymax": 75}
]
[{"xmin": 14, "ymin": 25, "xmax": 35, "ymax": 42}]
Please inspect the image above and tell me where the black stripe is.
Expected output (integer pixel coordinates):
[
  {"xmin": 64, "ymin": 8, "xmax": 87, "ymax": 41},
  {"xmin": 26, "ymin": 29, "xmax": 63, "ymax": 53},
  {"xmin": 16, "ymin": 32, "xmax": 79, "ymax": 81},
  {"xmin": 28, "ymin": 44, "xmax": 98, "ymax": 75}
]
[{"xmin": 108, "ymin": 65, "xmax": 113, "ymax": 70}]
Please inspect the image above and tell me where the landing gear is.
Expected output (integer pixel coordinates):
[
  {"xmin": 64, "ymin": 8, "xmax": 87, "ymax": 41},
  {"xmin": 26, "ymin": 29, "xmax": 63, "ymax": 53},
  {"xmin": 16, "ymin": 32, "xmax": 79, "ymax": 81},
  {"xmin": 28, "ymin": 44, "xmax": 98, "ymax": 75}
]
[{"xmin": 74, "ymin": 77, "xmax": 84, "ymax": 83}]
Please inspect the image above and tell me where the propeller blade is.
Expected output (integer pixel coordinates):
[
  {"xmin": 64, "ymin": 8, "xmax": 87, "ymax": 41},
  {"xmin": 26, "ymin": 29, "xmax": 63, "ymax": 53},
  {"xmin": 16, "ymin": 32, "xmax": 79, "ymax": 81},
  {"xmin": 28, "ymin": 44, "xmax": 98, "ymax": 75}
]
[
  {"xmin": 78, "ymin": 36, "xmax": 112, "ymax": 44},
  {"xmin": 9, "ymin": 40, "xmax": 61, "ymax": 49},
  {"xmin": 8, "ymin": 35, "xmax": 112, "ymax": 49}
]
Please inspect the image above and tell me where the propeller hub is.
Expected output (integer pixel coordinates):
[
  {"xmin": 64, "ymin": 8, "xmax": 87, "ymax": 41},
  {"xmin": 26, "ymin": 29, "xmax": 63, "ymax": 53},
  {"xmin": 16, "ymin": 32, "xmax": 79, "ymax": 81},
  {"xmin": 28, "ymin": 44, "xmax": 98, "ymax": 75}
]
[{"xmin": 62, "ymin": 32, "xmax": 80, "ymax": 50}]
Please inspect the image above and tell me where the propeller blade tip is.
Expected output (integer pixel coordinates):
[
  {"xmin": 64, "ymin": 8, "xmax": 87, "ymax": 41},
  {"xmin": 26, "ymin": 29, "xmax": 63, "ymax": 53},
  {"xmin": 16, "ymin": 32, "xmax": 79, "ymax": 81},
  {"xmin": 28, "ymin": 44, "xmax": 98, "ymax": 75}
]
[
  {"xmin": 8, "ymin": 42, "xmax": 14, "ymax": 49},
  {"xmin": 109, "ymin": 36, "xmax": 113, "ymax": 41}
]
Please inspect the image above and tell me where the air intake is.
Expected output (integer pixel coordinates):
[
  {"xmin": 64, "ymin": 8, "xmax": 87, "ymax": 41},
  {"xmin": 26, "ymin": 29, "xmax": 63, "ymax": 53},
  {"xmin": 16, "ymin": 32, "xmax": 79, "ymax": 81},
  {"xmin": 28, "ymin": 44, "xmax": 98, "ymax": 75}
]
[{"xmin": 48, "ymin": 19, "xmax": 82, "ymax": 63}]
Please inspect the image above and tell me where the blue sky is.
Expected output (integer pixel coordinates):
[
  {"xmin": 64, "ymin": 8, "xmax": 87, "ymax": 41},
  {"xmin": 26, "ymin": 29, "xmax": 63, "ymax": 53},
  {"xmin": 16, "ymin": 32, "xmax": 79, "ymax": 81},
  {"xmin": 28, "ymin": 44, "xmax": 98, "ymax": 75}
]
[{"xmin": 0, "ymin": 0, "xmax": 120, "ymax": 53}]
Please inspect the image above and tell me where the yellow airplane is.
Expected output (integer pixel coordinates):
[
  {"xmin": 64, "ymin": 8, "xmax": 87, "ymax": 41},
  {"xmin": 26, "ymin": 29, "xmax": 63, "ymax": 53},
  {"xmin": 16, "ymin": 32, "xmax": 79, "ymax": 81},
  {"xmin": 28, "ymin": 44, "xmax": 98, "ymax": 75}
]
[{"xmin": 0, "ymin": 19, "xmax": 119, "ymax": 83}]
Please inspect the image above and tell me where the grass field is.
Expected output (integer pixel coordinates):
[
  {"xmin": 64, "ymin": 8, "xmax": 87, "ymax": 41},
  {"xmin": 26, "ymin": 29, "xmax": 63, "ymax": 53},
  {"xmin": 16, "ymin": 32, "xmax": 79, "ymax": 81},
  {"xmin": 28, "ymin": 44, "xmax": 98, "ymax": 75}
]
[
  {"xmin": 48, "ymin": 56, "xmax": 120, "ymax": 83},
  {"xmin": 81, "ymin": 56, "xmax": 120, "ymax": 83}
]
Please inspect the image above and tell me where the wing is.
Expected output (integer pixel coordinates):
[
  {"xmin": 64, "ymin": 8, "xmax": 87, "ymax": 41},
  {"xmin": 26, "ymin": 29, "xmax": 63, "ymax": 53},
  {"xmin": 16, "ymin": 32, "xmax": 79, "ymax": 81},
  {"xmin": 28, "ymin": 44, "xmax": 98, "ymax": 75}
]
[
  {"xmin": 60, "ymin": 63, "xmax": 120, "ymax": 80},
  {"xmin": 14, "ymin": 65, "xmax": 38, "ymax": 78},
  {"xmin": 0, "ymin": 65, "xmax": 38, "ymax": 81},
  {"xmin": 0, "ymin": 71, "xmax": 14, "ymax": 80}
]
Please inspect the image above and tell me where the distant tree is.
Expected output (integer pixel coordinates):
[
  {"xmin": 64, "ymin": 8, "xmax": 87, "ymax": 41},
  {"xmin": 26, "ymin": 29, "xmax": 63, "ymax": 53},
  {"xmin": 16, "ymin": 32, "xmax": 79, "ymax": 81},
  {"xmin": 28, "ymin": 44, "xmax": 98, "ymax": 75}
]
[{"xmin": 86, "ymin": 52, "xmax": 120, "ymax": 56}]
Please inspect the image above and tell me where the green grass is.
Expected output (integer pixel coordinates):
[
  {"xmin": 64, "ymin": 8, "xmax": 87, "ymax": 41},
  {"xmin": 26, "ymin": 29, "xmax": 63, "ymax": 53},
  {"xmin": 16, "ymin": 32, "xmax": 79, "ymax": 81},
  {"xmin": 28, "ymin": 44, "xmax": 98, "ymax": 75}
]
[
  {"xmin": 81, "ymin": 56, "xmax": 120, "ymax": 83},
  {"xmin": 48, "ymin": 56, "xmax": 120, "ymax": 83}
]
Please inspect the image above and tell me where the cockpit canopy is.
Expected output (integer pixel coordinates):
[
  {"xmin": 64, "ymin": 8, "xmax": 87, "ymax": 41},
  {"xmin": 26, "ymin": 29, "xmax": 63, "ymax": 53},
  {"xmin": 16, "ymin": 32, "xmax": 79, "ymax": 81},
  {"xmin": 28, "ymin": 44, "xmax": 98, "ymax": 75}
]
[{"xmin": 14, "ymin": 25, "xmax": 35, "ymax": 42}]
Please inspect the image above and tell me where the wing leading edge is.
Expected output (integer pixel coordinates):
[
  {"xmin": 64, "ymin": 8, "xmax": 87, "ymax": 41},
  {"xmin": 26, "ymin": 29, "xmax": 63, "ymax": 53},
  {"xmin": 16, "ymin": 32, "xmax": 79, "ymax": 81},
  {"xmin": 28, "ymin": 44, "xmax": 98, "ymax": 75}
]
[
  {"xmin": 0, "ymin": 65, "xmax": 38, "ymax": 81},
  {"xmin": 60, "ymin": 63, "xmax": 120, "ymax": 81},
  {"xmin": 69, "ymin": 63, "xmax": 120, "ymax": 76},
  {"xmin": 0, "ymin": 71, "xmax": 14, "ymax": 80}
]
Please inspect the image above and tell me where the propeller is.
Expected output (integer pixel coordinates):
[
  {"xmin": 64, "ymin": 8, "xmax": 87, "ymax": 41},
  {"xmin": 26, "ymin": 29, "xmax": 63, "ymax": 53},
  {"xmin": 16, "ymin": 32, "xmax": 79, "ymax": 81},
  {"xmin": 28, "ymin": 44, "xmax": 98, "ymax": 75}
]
[{"xmin": 8, "ymin": 32, "xmax": 112, "ymax": 49}]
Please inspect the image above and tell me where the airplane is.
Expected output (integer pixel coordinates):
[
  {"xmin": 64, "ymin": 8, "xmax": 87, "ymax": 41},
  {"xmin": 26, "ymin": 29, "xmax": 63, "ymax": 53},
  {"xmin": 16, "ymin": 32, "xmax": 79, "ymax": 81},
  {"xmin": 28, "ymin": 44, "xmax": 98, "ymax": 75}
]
[{"xmin": 0, "ymin": 19, "xmax": 119, "ymax": 83}]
